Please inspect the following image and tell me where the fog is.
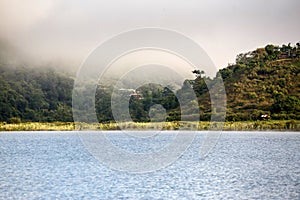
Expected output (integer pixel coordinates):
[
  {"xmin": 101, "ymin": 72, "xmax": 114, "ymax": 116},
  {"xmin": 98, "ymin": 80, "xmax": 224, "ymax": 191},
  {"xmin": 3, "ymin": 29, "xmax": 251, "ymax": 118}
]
[{"xmin": 0, "ymin": 0, "xmax": 299, "ymax": 74}]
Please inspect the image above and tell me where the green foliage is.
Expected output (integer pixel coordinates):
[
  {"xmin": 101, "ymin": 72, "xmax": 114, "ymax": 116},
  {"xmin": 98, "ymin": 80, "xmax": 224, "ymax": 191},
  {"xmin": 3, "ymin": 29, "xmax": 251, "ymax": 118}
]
[
  {"xmin": 198, "ymin": 42, "xmax": 300, "ymax": 121},
  {"xmin": 0, "ymin": 42, "xmax": 299, "ymax": 123},
  {"xmin": 0, "ymin": 66, "xmax": 73, "ymax": 122},
  {"xmin": 8, "ymin": 117, "xmax": 21, "ymax": 124},
  {"xmin": 128, "ymin": 84, "xmax": 179, "ymax": 122}
]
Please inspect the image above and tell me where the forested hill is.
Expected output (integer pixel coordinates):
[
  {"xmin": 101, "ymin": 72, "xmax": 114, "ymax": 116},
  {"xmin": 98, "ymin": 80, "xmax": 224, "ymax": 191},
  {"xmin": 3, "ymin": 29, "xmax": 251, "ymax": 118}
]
[
  {"xmin": 217, "ymin": 43, "xmax": 300, "ymax": 120},
  {"xmin": 0, "ymin": 67, "xmax": 73, "ymax": 122},
  {"xmin": 0, "ymin": 43, "xmax": 299, "ymax": 123}
]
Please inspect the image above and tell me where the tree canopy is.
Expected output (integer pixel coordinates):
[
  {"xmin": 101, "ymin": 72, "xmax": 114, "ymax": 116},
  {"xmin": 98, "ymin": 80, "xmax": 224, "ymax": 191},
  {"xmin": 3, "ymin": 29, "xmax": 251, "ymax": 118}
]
[{"xmin": 0, "ymin": 42, "xmax": 299, "ymax": 122}]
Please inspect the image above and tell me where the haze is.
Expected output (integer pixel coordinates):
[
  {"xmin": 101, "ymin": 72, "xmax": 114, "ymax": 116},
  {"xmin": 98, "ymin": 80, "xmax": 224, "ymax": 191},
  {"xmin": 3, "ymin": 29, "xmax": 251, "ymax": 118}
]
[{"xmin": 0, "ymin": 0, "xmax": 299, "ymax": 73}]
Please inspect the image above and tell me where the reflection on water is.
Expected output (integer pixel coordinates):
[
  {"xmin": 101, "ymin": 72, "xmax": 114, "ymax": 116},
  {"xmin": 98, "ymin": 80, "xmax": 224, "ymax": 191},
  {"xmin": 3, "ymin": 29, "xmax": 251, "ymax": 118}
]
[{"xmin": 0, "ymin": 131, "xmax": 299, "ymax": 199}]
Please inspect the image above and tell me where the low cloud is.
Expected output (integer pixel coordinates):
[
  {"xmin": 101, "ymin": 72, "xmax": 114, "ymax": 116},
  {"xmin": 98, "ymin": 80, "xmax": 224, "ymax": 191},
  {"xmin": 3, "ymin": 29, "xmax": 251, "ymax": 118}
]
[{"xmin": 0, "ymin": 0, "xmax": 299, "ymax": 72}]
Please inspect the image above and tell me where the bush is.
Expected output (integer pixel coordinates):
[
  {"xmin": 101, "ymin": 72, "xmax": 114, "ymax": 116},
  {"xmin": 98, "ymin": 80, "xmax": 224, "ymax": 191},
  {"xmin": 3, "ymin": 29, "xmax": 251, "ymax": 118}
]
[{"xmin": 8, "ymin": 117, "xmax": 22, "ymax": 124}]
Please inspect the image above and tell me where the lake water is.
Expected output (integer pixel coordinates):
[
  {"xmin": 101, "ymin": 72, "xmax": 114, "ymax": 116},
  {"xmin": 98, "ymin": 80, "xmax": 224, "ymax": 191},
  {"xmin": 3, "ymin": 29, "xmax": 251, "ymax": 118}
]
[{"xmin": 0, "ymin": 131, "xmax": 299, "ymax": 199}]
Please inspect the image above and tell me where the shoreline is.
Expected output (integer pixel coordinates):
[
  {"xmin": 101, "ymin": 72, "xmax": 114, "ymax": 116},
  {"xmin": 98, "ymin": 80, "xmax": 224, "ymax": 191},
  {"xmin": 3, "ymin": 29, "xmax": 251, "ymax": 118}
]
[{"xmin": 0, "ymin": 120, "xmax": 299, "ymax": 131}]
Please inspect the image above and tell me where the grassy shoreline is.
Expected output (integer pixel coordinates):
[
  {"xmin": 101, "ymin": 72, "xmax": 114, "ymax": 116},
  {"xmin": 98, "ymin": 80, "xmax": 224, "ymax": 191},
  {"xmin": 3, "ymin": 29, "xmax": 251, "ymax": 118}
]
[{"xmin": 0, "ymin": 120, "xmax": 299, "ymax": 131}]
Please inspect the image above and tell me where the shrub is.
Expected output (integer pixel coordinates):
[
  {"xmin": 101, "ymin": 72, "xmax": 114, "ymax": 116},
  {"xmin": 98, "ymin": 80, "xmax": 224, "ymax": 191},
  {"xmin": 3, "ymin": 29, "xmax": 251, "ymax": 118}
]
[{"xmin": 8, "ymin": 117, "xmax": 22, "ymax": 124}]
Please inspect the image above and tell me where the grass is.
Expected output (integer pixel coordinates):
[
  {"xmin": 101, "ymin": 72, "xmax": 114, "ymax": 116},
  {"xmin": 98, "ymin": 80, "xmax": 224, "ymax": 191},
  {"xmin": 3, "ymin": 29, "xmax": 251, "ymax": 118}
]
[
  {"xmin": 0, "ymin": 120, "xmax": 299, "ymax": 131},
  {"xmin": 0, "ymin": 122, "xmax": 75, "ymax": 131}
]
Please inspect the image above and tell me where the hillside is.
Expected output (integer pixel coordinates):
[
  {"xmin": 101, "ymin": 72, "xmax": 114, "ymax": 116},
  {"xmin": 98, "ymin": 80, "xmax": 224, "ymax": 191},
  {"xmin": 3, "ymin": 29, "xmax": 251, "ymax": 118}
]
[
  {"xmin": 218, "ymin": 43, "xmax": 300, "ymax": 121},
  {"xmin": 0, "ymin": 43, "xmax": 299, "ymax": 122},
  {"xmin": 0, "ymin": 66, "xmax": 73, "ymax": 122}
]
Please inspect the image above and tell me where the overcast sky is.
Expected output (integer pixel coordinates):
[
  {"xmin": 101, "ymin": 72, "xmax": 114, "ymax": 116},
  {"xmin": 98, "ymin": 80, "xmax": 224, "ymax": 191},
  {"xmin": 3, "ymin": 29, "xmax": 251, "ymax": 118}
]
[{"xmin": 0, "ymin": 0, "xmax": 299, "ymax": 70}]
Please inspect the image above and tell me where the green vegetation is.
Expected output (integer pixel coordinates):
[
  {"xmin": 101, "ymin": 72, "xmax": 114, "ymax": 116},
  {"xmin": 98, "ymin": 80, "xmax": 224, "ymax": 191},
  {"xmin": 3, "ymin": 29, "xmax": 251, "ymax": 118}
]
[
  {"xmin": 0, "ymin": 42, "xmax": 299, "ymax": 128},
  {"xmin": 219, "ymin": 43, "xmax": 300, "ymax": 121},
  {"xmin": 0, "ymin": 67, "xmax": 73, "ymax": 122},
  {"xmin": 0, "ymin": 122, "xmax": 75, "ymax": 131},
  {"xmin": 1, "ymin": 120, "xmax": 299, "ymax": 131}
]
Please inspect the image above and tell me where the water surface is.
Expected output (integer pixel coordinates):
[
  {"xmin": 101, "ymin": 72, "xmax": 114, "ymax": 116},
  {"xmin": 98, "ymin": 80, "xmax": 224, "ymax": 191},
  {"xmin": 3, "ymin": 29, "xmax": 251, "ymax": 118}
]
[{"xmin": 0, "ymin": 131, "xmax": 299, "ymax": 199}]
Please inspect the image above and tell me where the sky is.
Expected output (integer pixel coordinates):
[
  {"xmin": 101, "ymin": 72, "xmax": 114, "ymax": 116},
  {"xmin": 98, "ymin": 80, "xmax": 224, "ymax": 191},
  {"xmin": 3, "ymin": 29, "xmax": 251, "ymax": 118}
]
[{"xmin": 0, "ymin": 0, "xmax": 299, "ymax": 71}]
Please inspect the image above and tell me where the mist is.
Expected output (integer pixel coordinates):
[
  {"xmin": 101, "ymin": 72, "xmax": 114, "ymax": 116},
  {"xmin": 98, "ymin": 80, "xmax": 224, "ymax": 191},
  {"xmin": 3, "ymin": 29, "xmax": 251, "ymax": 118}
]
[{"xmin": 0, "ymin": 0, "xmax": 299, "ymax": 74}]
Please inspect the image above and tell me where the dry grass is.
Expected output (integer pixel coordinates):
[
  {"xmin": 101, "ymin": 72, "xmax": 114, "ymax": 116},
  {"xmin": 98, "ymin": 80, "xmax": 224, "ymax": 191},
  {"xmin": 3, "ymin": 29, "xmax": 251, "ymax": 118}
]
[{"xmin": 0, "ymin": 120, "xmax": 299, "ymax": 131}]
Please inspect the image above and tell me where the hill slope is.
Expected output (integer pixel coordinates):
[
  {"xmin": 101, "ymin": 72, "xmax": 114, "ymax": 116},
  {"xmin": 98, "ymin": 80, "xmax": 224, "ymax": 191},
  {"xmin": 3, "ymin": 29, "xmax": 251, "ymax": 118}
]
[
  {"xmin": 0, "ymin": 43, "xmax": 299, "ymax": 122},
  {"xmin": 217, "ymin": 43, "xmax": 300, "ymax": 120}
]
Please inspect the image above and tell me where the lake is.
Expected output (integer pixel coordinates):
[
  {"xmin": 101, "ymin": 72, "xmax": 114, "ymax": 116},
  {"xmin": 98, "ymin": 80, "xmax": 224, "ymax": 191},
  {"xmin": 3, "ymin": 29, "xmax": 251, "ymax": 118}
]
[{"xmin": 0, "ymin": 131, "xmax": 299, "ymax": 199}]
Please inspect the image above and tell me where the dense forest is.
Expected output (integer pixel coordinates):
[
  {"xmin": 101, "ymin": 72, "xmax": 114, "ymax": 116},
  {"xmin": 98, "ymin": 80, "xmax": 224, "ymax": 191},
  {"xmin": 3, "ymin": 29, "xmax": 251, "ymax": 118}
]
[
  {"xmin": 0, "ymin": 43, "xmax": 299, "ymax": 123},
  {"xmin": 197, "ymin": 43, "xmax": 300, "ymax": 121}
]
